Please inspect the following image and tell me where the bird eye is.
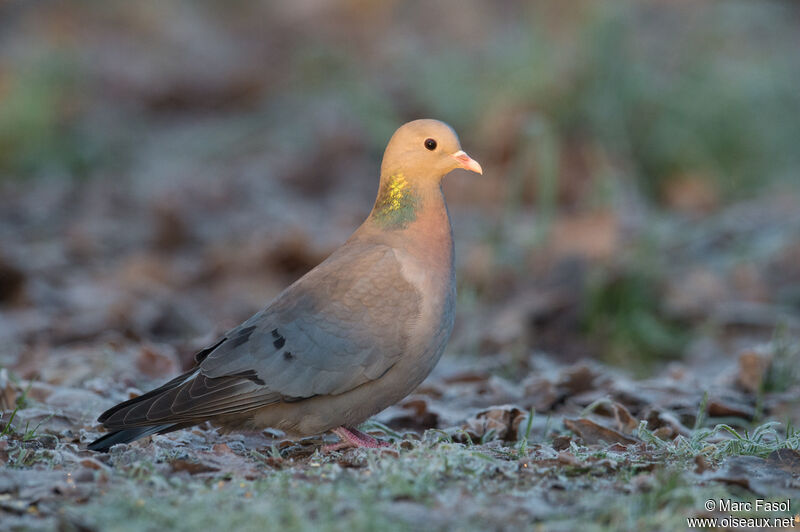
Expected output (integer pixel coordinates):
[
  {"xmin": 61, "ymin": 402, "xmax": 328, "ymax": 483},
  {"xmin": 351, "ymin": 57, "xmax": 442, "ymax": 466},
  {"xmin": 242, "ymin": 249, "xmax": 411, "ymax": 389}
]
[{"xmin": 424, "ymin": 138, "xmax": 437, "ymax": 151}]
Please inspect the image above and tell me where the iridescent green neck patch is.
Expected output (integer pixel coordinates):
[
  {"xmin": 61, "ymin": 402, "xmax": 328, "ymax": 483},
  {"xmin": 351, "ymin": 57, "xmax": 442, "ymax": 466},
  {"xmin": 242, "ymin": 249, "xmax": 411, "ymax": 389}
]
[{"xmin": 371, "ymin": 173, "xmax": 419, "ymax": 229}]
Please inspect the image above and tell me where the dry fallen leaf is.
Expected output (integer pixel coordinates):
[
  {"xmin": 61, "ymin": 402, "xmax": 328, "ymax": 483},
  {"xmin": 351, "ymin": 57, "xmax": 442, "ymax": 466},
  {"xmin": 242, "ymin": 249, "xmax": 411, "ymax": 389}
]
[
  {"xmin": 0, "ymin": 369, "xmax": 20, "ymax": 411},
  {"xmin": 736, "ymin": 349, "xmax": 770, "ymax": 393},
  {"xmin": 563, "ymin": 418, "xmax": 637, "ymax": 446},
  {"xmin": 612, "ymin": 402, "xmax": 638, "ymax": 434},
  {"xmin": 393, "ymin": 398, "xmax": 439, "ymax": 431},
  {"xmin": 643, "ymin": 409, "xmax": 691, "ymax": 439},
  {"xmin": 170, "ymin": 459, "xmax": 219, "ymax": 475},
  {"xmin": 521, "ymin": 376, "xmax": 560, "ymax": 412},
  {"xmin": 558, "ymin": 364, "xmax": 598, "ymax": 395},
  {"xmin": 707, "ymin": 399, "xmax": 754, "ymax": 420},
  {"xmin": 765, "ymin": 449, "xmax": 800, "ymax": 475},
  {"xmin": 709, "ymin": 455, "xmax": 800, "ymax": 497},
  {"xmin": 557, "ymin": 451, "xmax": 582, "ymax": 467},
  {"xmin": 694, "ymin": 454, "xmax": 711, "ymax": 474},
  {"xmin": 460, "ymin": 405, "xmax": 525, "ymax": 442},
  {"xmin": 552, "ymin": 435, "xmax": 572, "ymax": 451}
]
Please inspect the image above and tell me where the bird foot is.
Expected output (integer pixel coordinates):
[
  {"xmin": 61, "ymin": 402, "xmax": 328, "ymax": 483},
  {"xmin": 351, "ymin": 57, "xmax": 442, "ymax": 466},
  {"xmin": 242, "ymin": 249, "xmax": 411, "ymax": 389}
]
[{"xmin": 322, "ymin": 426, "xmax": 391, "ymax": 452}]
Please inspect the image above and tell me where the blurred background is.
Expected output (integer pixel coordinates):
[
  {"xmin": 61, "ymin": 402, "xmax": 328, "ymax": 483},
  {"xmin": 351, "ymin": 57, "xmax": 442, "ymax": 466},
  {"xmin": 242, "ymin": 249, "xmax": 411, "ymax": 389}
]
[{"xmin": 1, "ymin": 0, "xmax": 799, "ymax": 389}]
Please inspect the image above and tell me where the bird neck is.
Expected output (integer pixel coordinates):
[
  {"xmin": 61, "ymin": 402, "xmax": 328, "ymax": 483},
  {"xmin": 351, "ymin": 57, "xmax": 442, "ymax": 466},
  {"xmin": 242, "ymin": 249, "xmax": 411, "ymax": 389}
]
[
  {"xmin": 369, "ymin": 172, "xmax": 423, "ymax": 230},
  {"xmin": 360, "ymin": 173, "xmax": 454, "ymax": 274}
]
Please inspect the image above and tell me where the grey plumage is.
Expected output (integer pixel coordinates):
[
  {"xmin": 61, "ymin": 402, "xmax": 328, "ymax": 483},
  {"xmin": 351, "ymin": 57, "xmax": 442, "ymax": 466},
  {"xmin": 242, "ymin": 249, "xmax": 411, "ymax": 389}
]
[{"xmin": 89, "ymin": 119, "xmax": 482, "ymax": 451}]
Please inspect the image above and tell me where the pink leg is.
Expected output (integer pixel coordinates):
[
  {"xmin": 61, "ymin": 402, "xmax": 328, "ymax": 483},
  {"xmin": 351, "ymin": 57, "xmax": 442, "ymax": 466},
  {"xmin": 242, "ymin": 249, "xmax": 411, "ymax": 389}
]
[{"xmin": 322, "ymin": 426, "xmax": 391, "ymax": 452}]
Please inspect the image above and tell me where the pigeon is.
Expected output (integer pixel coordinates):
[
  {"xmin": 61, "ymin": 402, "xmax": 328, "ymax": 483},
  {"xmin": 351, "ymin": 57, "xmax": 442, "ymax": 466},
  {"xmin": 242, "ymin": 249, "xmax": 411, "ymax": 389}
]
[{"xmin": 88, "ymin": 119, "xmax": 482, "ymax": 452}]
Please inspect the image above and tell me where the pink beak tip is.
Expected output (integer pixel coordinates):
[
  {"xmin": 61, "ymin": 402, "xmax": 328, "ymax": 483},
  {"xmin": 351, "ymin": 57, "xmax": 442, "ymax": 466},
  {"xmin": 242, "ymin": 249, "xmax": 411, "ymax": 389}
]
[{"xmin": 453, "ymin": 151, "xmax": 483, "ymax": 175}]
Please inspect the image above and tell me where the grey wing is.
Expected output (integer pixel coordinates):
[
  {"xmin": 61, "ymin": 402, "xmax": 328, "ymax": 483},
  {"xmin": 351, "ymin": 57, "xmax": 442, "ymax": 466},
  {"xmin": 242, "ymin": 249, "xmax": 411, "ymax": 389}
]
[
  {"xmin": 98, "ymin": 244, "xmax": 422, "ymax": 429},
  {"xmin": 200, "ymin": 244, "xmax": 422, "ymax": 398}
]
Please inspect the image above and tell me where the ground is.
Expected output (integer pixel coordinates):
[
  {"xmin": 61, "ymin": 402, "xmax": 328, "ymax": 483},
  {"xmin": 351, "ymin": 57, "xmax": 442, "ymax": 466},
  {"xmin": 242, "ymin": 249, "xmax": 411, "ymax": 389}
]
[
  {"xmin": 2, "ymin": 2, "xmax": 800, "ymax": 531},
  {"xmin": 1, "ymin": 348, "xmax": 800, "ymax": 530}
]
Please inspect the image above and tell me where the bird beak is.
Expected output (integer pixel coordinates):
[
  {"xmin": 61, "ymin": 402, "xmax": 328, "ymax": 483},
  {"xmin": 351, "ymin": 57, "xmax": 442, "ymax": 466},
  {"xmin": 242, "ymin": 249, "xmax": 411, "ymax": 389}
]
[{"xmin": 452, "ymin": 150, "xmax": 483, "ymax": 175}]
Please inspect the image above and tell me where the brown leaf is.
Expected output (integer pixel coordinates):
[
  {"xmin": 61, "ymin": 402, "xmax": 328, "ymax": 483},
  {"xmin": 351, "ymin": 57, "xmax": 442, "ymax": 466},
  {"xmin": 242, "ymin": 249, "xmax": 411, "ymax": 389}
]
[
  {"xmin": 652, "ymin": 427, "xmax": 674, "ymax": 440},
  {"xmin": 556, "ymin": 451, "xmax": 581, "ymax": 467},
  {"xmin": 710, "ymin": 455, "xmax": 800, "ymax": 497},
  {"xmin": 563, "ymin": 418, "xmax": 636, "ymax": 445},
  {"xmin": 211, "ymin": 443, "xmax": 235, "ymax": 455},
  {"xmin": 765, "ymin": 449, "xmax": 800, "ymax": 475},
  {"xmin": 552, "ymin": 435, "xmax": 572, "ymax": 451},
  {"xmin": 612, "ymin": 402, "xmax": 638, "ymax": 434},
  {"xmin": 641, "ymin": 408, "xmax": 689, "ymax": 439},
  {"xmin": 0, "ymin": 440, "xmax": 9, "ymax": 464},
  {"xmin": 79, "ymin": 458, "xmax": 109, "ymax": 471},
  {"xmin": 521, "ymin": 376, "xmax": 560, "ymax": 412},
  {"xmin": 170, "ymin": 459, "xmax": 219, "ymax": 475},
  {"xmin": 0, "ymin": 369, "xmax": 20, "ymax": 411},
  {"xmin": 653, "ymin": 411, "xmax": 691, "ymax": 438},
  {"xmin": 694, "ymin": 455, "xmax": 711, "ymax": 474},
  {"xmin": 461, "ymin": 405, "xmax": 525, "ymax": 442},
  {"xmin": 413, "ymin": 383, "xmax": 444, "ymax": 399},
  {"xmin": 392, "ymin": 398, "xmax": 439, "ymax": 431},
  {"xmin": 736, "ymin": 349, "xmax": 770, "ymax": 393},
  {"xmin": 442, "ymin": 371, "xmax": 489, "ymax": 384},
  {"xmin": 707, "ymin": 399, "xmax": 754, "ymax": 420},
  {"xmin": 558, "ymin": 364, "xmax": 598, "ymax": 395}
]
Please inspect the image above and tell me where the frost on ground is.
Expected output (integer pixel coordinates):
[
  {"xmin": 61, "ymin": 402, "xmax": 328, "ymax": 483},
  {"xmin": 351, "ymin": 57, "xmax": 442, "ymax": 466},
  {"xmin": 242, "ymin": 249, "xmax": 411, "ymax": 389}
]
[
  {"xmin": 1, "ymin": 337, "xmax": 800, "ymax": 530},
  {"xmin": 2, "ymin": 2, "xmax": 800, "ymax": 529}
]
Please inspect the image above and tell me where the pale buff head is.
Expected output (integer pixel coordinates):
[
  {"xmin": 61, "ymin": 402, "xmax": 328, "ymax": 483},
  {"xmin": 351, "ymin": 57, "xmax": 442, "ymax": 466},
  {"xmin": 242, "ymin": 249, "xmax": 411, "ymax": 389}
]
[{"xmin": 380, "ymin": 119, "xmax": 482, "ymax": 182}]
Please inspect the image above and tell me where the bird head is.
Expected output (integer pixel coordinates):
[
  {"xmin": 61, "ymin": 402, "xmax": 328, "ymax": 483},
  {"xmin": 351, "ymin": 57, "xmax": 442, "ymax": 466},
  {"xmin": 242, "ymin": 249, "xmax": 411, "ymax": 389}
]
[{"xmin": 380, "ymin": 119, "xmax": 482, "ymax": 182}]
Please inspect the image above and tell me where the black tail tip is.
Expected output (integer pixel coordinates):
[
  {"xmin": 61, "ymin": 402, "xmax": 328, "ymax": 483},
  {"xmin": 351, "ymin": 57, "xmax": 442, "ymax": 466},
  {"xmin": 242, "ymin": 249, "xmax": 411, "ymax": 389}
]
[
  {"xmin": 87, "ymin": 430, "xmax": 133, "ymax": 452},
  {"xmin": 87, "ymin": 425, "xmax": 172, "ymax": 452}
]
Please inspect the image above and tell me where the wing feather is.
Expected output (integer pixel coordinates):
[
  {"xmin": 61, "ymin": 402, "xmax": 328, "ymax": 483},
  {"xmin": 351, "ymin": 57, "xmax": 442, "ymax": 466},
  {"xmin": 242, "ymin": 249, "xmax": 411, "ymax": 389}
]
[
  {"xmin": 201, "ymin": 243, "xmax": 421, "ymax": 398},
  {"xmin": 98, "ymin": 242, "xmax": 421, "ymax": 430}
]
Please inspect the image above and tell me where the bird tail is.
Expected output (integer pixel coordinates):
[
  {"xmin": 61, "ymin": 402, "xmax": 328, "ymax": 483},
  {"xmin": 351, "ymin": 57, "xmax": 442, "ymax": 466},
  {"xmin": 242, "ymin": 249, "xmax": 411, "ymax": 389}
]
[
  {"xmin": 87, "ymin": 361, "xmax": 274, "ymax": 452},
  {"xmin": 87, "ymin": 424, "xmax": 180, "ymax": 452}
]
